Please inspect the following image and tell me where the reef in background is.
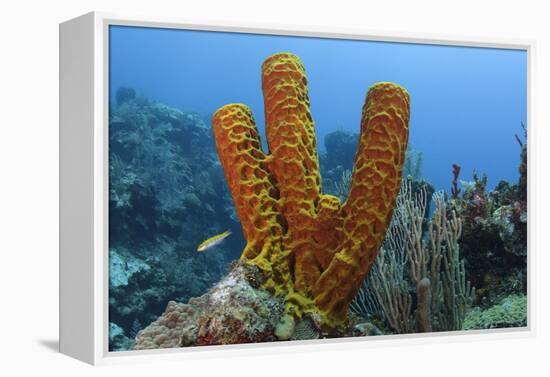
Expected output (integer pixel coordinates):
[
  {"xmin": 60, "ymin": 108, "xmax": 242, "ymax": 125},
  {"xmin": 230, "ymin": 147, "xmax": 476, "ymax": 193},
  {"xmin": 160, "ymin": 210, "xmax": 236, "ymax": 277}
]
[
  {"xmin": 450, "ymin": 135, "xmax": 527, "ymax": 309},
  {"xmin": 108, "ymin": 88, "xmax": 244, "ymax": 351}
]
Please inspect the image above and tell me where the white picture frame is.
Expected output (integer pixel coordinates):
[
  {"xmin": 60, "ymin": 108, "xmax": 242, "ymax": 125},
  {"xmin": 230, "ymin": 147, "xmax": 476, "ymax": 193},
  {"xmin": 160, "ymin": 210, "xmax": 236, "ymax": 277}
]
[{"xmin": 59, "ymin": 11, "xmax": 535, "ymax": 365}]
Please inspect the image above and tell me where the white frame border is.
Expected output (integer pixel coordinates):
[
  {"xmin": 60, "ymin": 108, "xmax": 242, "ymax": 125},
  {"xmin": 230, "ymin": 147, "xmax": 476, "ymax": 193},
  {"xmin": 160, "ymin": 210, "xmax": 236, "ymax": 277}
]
[{"xmin": 62, "ymin": 11, "xmax": 536, "ymax": 365}]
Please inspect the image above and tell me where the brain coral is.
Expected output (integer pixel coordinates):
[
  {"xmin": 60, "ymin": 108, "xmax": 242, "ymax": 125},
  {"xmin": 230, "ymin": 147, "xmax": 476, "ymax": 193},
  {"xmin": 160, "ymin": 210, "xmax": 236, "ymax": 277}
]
[{"xmin": 212, "ymin": 52, "xmax": 410, "ymax": 329}]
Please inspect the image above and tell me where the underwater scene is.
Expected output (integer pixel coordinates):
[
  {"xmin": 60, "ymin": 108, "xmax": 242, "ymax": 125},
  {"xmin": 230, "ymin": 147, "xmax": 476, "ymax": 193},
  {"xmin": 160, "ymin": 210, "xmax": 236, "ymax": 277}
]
[{"xmin": 108, "ymin": 25, "xmax": 528, "ymax": 352}]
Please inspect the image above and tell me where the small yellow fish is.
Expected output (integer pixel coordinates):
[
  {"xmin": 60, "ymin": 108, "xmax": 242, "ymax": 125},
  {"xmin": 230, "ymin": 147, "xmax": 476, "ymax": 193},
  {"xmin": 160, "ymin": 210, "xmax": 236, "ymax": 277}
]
[{"xmin": 196, "ymin": 230, "xmax": 232, "ymax": 252}]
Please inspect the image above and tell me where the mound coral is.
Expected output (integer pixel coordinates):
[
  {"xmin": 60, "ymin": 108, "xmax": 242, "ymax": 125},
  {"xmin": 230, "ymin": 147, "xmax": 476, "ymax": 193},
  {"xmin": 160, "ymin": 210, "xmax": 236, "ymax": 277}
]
[
  {"xmin": 133, "ymin": 297, "xmax": 206, "ymax": 349},
  {"xmin": 212, "ymin": 52, "xmax": 410, "ymax": 328},
  {"xmin": 134, "ymin": 262, "xmax": 284, "ymax": 349}
]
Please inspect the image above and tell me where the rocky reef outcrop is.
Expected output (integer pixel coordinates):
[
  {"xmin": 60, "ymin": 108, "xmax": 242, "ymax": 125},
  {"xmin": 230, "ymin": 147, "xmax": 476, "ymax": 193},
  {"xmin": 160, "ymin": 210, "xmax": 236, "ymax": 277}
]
[
  {"xmin": 108, "ymin": 88, "xmax": 243, "ymax": 350},
  {"xmin": 134, "ymin": 262, "xmax": 381, "ymax": 349},
  {"xmin": 450, "ymin": 141, "xmax": 527, "ymax": 308}
]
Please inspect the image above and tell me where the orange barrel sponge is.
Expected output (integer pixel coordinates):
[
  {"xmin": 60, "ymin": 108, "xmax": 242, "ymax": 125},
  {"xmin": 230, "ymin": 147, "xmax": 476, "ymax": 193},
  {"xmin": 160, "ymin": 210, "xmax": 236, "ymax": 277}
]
[
  {"xmin": 314, "ymin": 82, "xmax": 410, "ymax": 321},
  {"xmin": 211, "ymin": 104, "xmax": 289, "ymax": 293},
  {"xmin": 212, "ymin": 52, "xmax": 410, "ymax": 327},
  {"xmin": 261, "ymin": 53, "xmax": 324, "ymax": 300}
]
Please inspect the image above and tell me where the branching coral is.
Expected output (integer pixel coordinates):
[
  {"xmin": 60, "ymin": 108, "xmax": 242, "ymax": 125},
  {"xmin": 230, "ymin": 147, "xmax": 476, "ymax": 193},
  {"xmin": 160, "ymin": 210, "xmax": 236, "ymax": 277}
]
[
  {"xmin": 352, "ymin": 180, "xmax": 475, "ymax": 333},
  {"xmin": 368, "ymin": 232, "xmax": 412, "ymax": 333},
  {"xmin": 450, "ymin": 136, "xmax": 527, "ymax": 305},
  {"xmin": 333, "ymin": 169, "xmax": 353, "ymax": 202},
  {"xmin": 212, "ymin": 52, "xmax": 410, "ymax": 328}
]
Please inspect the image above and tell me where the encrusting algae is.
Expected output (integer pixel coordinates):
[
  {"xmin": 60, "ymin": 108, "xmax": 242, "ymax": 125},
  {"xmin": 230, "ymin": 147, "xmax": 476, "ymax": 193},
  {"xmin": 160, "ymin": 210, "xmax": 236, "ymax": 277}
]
[{"xmin": 212, "ymin": 52, "xmax": 410, "ymax": 329}]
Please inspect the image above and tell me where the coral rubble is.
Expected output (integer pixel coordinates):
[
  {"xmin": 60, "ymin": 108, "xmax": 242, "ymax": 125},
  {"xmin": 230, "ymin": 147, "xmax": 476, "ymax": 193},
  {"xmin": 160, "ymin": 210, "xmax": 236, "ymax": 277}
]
[
  {"xmin": 212, "ymin": 52, "xmax": 410, "ymax": 328},
  {"xmin": 115, "ymin": 57, "xmax": 527, "ymax": 352}
]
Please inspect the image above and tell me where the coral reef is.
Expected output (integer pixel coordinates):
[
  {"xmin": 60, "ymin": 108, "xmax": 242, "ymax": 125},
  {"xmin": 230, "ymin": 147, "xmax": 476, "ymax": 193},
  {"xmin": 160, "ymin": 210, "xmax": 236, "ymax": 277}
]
[
  {"xmin": 134, "ymin": 261, "xmax": 388, "ymax": 349},
  {"xmin": 212, "ymin": 52, "xmax": 410, "ymax": 328},
  {"xmin": 111, "ymin": 60, "xmax": 527, "ymax": 351},
  {"xmin": 195, "ymin": 262, "xmax": 283, "ymax": 345},
  {"xmin": 109, "ymin": 249, "xmax": 151, "ymax": 288},
  {"xmin": 450, "ymin": 134, "xmax": 527, "ymax": 308},
  {"xmin": 351, "ymin": 179, "xmax": 474, "ymax": 333},
  {"xmin": 115, "ymin": 87, "xmax": 137, "ymax": 107},
  {"xmin": 108, "ymin": 88, "xmax": 241, "ymax": 350}
]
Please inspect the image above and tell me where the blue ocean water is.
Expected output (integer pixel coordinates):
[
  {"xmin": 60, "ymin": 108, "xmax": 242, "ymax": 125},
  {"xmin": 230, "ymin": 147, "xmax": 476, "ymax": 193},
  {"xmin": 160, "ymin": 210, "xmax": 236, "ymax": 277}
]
[{"xmin": 109, "ymin": 25, "xmax": 527, "ymax": 192}]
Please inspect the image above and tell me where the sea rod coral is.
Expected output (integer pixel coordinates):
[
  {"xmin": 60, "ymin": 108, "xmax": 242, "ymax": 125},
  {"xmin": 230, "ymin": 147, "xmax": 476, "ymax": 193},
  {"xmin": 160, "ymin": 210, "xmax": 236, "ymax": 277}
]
[
  {"xmin": 351, "ymin": 181, "xmax": 475, "ymax": 333},
  {"xmin": 212, "ymin": 52, "xmax": 410, "ymax": 329}
]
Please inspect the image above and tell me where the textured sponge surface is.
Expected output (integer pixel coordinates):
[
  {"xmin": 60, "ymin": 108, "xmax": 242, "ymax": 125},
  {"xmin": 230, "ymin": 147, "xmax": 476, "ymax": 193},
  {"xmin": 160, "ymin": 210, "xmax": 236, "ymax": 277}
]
[{"xmin": 212, "ymin": 53, "xmax": 410, "ymax": 327}]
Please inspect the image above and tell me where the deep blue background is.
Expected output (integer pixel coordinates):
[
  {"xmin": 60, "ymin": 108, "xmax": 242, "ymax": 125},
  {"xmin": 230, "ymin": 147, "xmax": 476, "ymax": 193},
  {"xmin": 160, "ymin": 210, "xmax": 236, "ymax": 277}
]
[{"xmin": 109, "ymin": 25, "xmax": 527, "ymax": 191}]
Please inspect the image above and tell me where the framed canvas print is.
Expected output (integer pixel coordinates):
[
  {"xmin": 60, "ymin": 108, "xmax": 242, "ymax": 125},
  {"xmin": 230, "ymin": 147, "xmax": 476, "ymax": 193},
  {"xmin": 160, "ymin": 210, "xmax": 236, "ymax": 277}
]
[{"xmin": 60, "ymin": 12, "xmax": 532, "ymax": 365}]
